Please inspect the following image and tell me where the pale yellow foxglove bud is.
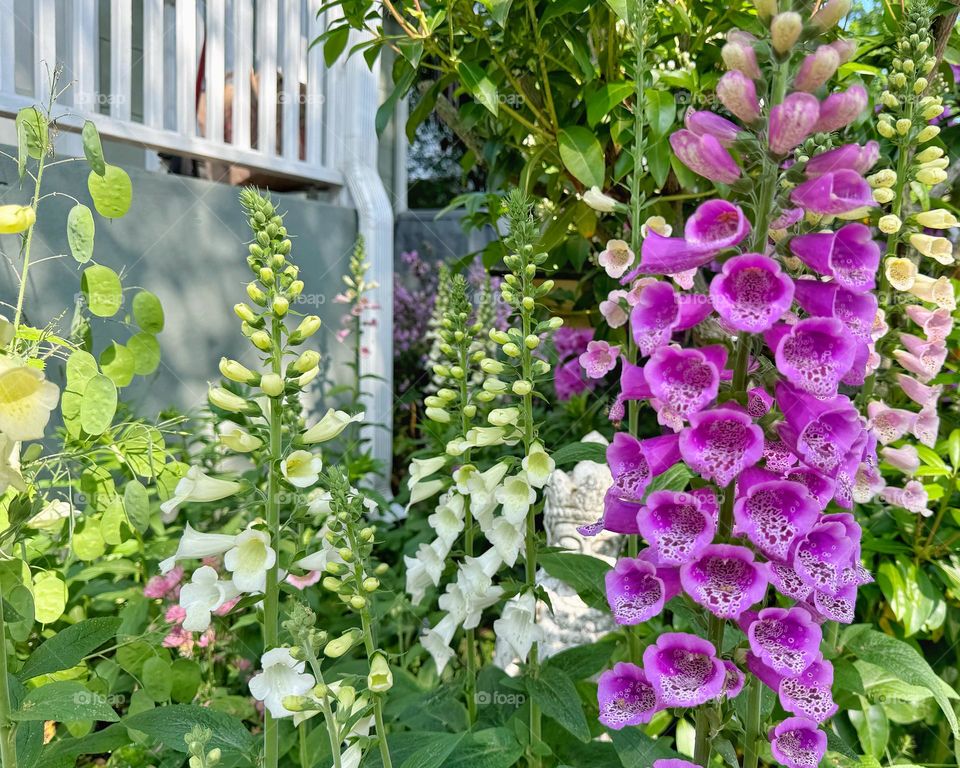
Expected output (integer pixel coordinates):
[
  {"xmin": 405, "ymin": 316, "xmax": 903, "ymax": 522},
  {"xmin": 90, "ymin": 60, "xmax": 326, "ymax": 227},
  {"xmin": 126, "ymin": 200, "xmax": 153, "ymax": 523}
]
[
  {"xmin": 872, "ymin": 188, "xmax": 895, "ymax": 204},
  {"xmin": 913, "ymin": 77, "xmax": 928, "ymax": 95},
  {"xmin": 877, "ymin": 215, "xmax": 902, "ymax": 234},
  {"xmin": 884, "ymin": 257, "xmax": 917, "ymax": 291},
  {"xmin": 914, "ymin": 209, "xmax": 958, "ymax": 229},
  {"xmin": 260, "ymin": 373, "xmax": 284, "ymax": 397},
  {"xmin": 915, "ymin": 146, "xmax": 944, "ymax": 164},
  {"xmin": 895, "ymin": 118, "xmax": 912, "ymax": 136},
  {"xmin": 876, "ymin": 120, "xmax": 896, "ymax": 139},
  {"xmin": 771, "ymin": 13, "xmax": 803, "ymax": 53},
  {"xmin": 219, "ymin": 358, "xmax": 258, "ymax": 384},
  {"xmin": 910, "ymin": 233, "xmax": 954, "ymax": 265},
  {"xmin": 867, "ymin": 170, "xmax": 897, "ymax": 188},
  {"xmin": 916, "ymin": 125, "xmax": 940, "ymax": 143},
  {"xmin": 916, "ymin": 167, "xmax": 948, "ymax": 185}
]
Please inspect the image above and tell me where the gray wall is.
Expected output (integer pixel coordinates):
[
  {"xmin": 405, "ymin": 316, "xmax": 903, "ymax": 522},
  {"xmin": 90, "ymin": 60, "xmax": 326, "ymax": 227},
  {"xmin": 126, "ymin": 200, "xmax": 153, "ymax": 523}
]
[
  {"xmin": 0, "ymin": 147, "xmax": 359, "ymax": 420},
  {"xmin": 395, "ymin": 208, "xmax": 497, "ymax": 266}
]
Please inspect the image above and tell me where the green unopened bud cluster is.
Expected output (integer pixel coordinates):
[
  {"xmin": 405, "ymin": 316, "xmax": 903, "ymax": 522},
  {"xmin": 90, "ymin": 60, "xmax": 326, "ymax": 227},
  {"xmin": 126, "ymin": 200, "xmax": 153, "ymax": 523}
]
[{"xmin": 185, "ymin": 725, "xmax": 221, "ymax": 768}]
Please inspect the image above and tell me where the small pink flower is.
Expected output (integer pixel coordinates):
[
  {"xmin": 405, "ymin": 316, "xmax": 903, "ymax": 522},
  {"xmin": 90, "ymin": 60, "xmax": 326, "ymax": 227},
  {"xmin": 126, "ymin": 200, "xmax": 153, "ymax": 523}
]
[
  {"xmin": 144, "ymin": 575, "xmax": 170, "ymax": 599},
  {"xmin": 215, "ymin": 596, "xmax": 241, "ymax": 616},
  {"xmin": 197, "ymin": 628, "xmax": 217, "ymax": 648},
  {"xmin": 579, "ymin": 340, "xmax": 621, "ymax": 379},
  {"xmin": 600, "ymin": 290, "xmax": 629, "ymax": 328},
  {"xmin": 598, "ymin": 239, "xmax": 636, "ymax": 279},
  {"xmin": 336, "ymin": 328, "xmax": 350, "ymax": 343},
  {"xmin": 234, "ymin": 657, "xmax": 253, "ymax": 672},
  {"xmin": 165, "ymin": 604, "xmax": 187, "ymax": 624},
  {"xmin": 286, "ymin": 570, "xmax": 322, "ymax": 590},
  {"xmin": 670, "ymin": 269, "xmax": 697, "ymax": 290}
]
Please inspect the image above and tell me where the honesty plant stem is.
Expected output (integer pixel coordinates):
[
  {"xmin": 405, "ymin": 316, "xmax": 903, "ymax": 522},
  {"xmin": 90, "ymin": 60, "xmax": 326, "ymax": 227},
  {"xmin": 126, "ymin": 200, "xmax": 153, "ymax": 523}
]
[
  {"xmin": 263, "ymin": 315, "xmax": 284, "ymax": 768},
  {"xmin": 303, "ymin": 645, "xmax": 342, "ymax": 768},
  {"xmin": 11, "ymin": 141, "xmax": 46, "ymax": 353},
  {"xmin": 0, "ymin": 593, "xmax": 16, "ymax": 768},
  {"xmin": 359, "ymin": 606, "xmax": 393, "ymax": 768},
  {"xmin": 742, "ymin": 675, "xmax": 764, "ymax": 768}
]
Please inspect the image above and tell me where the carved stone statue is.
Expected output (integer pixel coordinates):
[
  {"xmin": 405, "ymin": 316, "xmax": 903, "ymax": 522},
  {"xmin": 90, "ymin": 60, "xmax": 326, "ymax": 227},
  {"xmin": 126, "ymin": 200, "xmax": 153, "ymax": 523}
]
[{"xmin": 494, "ymin": 432, "xmax": 620, "ymax": 669}]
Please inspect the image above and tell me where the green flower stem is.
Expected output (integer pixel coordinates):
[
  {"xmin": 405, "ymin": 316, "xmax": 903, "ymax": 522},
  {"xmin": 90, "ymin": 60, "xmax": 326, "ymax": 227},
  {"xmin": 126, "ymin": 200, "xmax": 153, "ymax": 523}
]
[
  {"xmin": 0, "ymin": 590, "xmax": 16, "ymax": 768},
  {"xmin": 741, "ymin": 675, "xmax": 764, "ymax": 768},
  {"xmin": 302, "ymin": 645, "xmax": 343, "ymax": 768},
  {"xmin": 263, "ymin": 315, "xmax": 284, "ymax": 768},
  {"xmin": 458, "ymin": 346, "xmax": 479, "ymax": 723},
  {"xmin": 10, "ymin": 144, "xmax": 47, "ymax": 353}
]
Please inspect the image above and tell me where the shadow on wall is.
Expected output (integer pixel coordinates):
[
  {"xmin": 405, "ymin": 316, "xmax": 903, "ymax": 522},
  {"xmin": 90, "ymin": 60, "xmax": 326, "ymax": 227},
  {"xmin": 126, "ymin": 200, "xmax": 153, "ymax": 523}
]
[{"xmin": 0, "ymin": 146, "xmax": 359, "ymax": 419}]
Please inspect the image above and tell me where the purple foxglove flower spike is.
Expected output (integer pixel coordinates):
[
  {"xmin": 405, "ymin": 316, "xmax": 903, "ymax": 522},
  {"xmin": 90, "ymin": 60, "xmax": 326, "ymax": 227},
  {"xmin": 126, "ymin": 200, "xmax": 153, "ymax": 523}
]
[
  {"xmin": 654, "ymin": 761, "xmax": 700, "ymax": 768},
  {"xmin": 748, "ymin": 386, "xmax": 775, "ymax": 418},
  {"xmin": 629, "ymin": 282, "xmax": 712, "ymax": 355},
  {"xmin": 880, "ymin": 445, "xmax": 920, "ymax": 474},
  {"xmin": 790, "ymin": 169, "xmax": 876, "ymax": 215},
  {"xmin": 684, "ymin": 109, "xmax": 741, "ymax": 146},
  {"xmin": 632, "ymin": 200, "xmax": 751, "ymax": 277},
  {"xmin": 710, "ymin": 253, "xmax": 795, "ymax": 333},
  {"xmin": 723, "ymin": 30, "xmax": 762, "ymax": 79},
  {"xmin": 793, "ymin": 45, "xmax": 841, "ymax": 92},
  {"xmin": 769, "ymin": 560, "xmax": 814, "ymax": 601},
  {"xmin": 636, "ymin": 490, "xmax": 717, "ymax": 565},
  {"xmin": 589, "ymin": 432, "xmax": 683, "ymax": 534},
  {"xmin": 763, "ymin": 438, "xmax": 799, "ymax": 474},
  {"xmin": 814, "ymin": 84, "xmax": 868, "ymax": 133},
  {"xmin": 642, "ymin": 632, "xmax": 726, "ymax": 707},
  {"xmin": 792, "ymin": 280, "xmax": 877, "ymax": 344},
  {"xmin": 769, "ymin": 93, "xmax": 821, "ymax": 154},
  {"xmin": 669, "ymin": 130, "xmax": 742, "ymax": 185},
  {"xmin": 789, "ymin": 223, "xmax": 880, "ymax": 294},
  {"xmin": 867, "ymin": 401, "xmax": 917, "ymax": 444},
  {"xmin": 804, "ymin": 141, "xmax": 879, "ymax": 177},
  {"xmin": 792, "ymin": 519, "xmax": 856, "ymax": 596},
  {"xmin": 605, "ymin": 557, "xmax": 667, "ymax": 625},
  {"xmin": 913, "ymin": 405, "xmax": 939, "ymax": 448},
  {"xmin": 620, "ymin": 360, "xmax": 653, "ymax": 401},
  {"xmin": 893, "ymin": 334, "xmax": 947, "ymax": 382},
  {"xmin": 716, "ymin": 70, "xmax": 761, "ymax": 123},
  {"xmin": 733, "ymin": 479, "xmax": 820, "ymax": 561},
  {"xmin": 778, "ymin": 659, "xmax": 838, "ymax": 723},
  {"xmin": 768, "ymin": 317, "xmax": 856, "ymax": 398},
  {"xmin": 680, "ymin": 544, "xmax": 769, "ymax": 619},
  {"xmin": 769, "ymin": 717, "xmax": 827, "ymax": 768},
  {"xmin": 597, "ymin": 662, "xmax": 660, "ymax": 729},
  {"xmin": 810, "ymin": 582, "xmax": 858, "ymax": 623},
  {"xmin": 679, "ymin": 404, "xmax": 765, "ymax": 487},
  {"xmin": 723, "ymin": 660, "xmax": 746, "ymax": 699},
  {"xmin": 644, "ymin": 346, "xmax": 721, "ymax": 417},
  {"xmin": 638, "ymin": 547, "xmax": 684, "ymax": 597},
  {"xmin": 747, "ymin": 607, "xmax": 823, "ymax": 677},
  {"xmin": 896, "ymin": 374, "xmax": 942, "ymax": 408},
  {"xmin": 784, "ymin": 467, "xmax": 836, "ymax": 511}
]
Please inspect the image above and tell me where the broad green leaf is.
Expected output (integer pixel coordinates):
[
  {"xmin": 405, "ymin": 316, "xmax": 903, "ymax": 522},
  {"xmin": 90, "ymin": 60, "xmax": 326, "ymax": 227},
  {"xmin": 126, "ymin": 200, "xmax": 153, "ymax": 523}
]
[
  {"xmin": 377, "ymin": 64, "xmax": 416, "ymax": 136},
  {"xmin": 398, "ymin": 733, "xmax": 466, "ymax": 768},
  {"xmin": 441, "ymin": 728, "xmax": 523, "ymax": 768},
  {"xmin": 915, "ymin": 444, "xmax": 948, "ymax": 470},
  {"xmin": 586, "ymin": 82, "xmax": 634, "ymax": 127},
  {"xmin": 121, "ymin": 704, "xmax": 257, "ymax": 754},
  {"xmin": 66, "ymin": 204, "xmax": 95, "ymax": 263},
  {"xmin": 16, "ymin": 107, "xmax": 48, "ymax": 160},
  {"xmin": 458, "ymin": 62, "xmax": 499, "ymax": 117},
  {"xmin": 33, "ymin": 723, "xmax": 130, "ymax": 765},
  {"xmin": 142, "ymin": 656, "xmax": 173, "ymax": 702},
  {"xmin": 644, "ymin": 89, "xmax": 676, "ymax": 141},
  {"xmin": 605, "ymin": 0, "xmax": 629, "ymax": 21},
  {"xmin": 11, "ymin": 681, "xmax": 118, "ymax": 723},
  {"xmin": 322, "ymin": 25, "xmax": 349, "ymax": 67},
  {"xmin": 552, "ymin": 441, "xmax": 606, "ymax": 467},
  {"xmin": 948, "ymin": 428, "xmax": 960, "ymax": 470},
  {"xmin": 87, "ymin": 164, "xmax": 132, "ymax": 218},
  {"xmin": 645, "ymin": 462, "xmax": 694, "ymax": 497},
  {"xmin": 127, "ymin": 332, "xmax": 161, "ymax": 376},
  {"xmin": 526, "ymin": 664, "xmax": 591, "ymax": 742},
  {"xmin": 170, "ymin": 659, "xmax": 202, "ymax": 703},
  {"xmin": 32, "ymin": 571, "xmax": 67, "ymax": 624},
  {"xmin": 876, "ymin": 558, "xmax": 942, "ymax": 637},
  {"xmin": 81, "ymin": 265, "xmax": 123, "ymax": 317},
  {"xmin": 116, "ymin": 640, "xmax": 154, "ymax": 676},
  {"xmin": 539, "ymin": 552, "xmax": 611, "ymax": 611},
  {"xmin": 80, "ymin": 374, "xmax": 117, "ymax": 435},
  {"xmin": 18, "ymin": 617, "xmax": 123, "ymax": 681},
  {"xmin": 130, "ymin": 290, "xmax": 164, "ymax": 333},
  {"xmin": 558, "ymin": 126, "xmax": 605, "ymax": 188},
  {"xmin": 82, "ymin": 120, "xmax": 106, "ymax": 175},
  {"xmin": 544, "ymin": 638, "xmax": 616, "ymax": 681},
  {"xmin": 7, "ymin": 585, "xmax": 35, "ymax": 642},
  {"xmin": 610, "ymin": 727, "xmax": 679, "ymax": 765},
  {"xmin": 849, "ymin": 701, "xmax": 888, "ymax": 759},
  {"xmin": 72, "ymin": 522, "xmax": 106, "ymax": 561},
  {"xmin": 479, "ymin": 0, "xmax": 513, "ymax": 25},
  {"xmin": 99, "ymin": 342, "xmax": 135, "ymax": 387}
]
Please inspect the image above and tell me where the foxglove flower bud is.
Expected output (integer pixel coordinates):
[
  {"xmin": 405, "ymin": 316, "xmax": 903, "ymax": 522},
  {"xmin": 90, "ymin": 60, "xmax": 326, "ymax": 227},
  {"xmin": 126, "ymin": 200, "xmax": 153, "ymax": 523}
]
[{"xmin": 770, "ymin": 12, "xmax": 802, "ymax": 54}]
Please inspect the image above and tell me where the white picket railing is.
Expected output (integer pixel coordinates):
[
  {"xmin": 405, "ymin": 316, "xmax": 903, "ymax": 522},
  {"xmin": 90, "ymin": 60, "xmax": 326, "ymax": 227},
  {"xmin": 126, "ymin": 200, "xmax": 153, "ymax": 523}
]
[{"xmin": 0, "ymin": 0, "xmax": 344, "ymax": 186}]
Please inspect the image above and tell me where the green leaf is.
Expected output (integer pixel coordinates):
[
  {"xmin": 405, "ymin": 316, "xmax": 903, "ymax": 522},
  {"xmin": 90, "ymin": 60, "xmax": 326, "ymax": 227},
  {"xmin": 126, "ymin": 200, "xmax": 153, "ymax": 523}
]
[
  {"xmin": 62, "ymin": 350, "xmax": 99, "ymax": 438},
  {"xmin": 544, "ymin": 638, "xmax": 615, "ymax": 680},
  {"xmin": 87, "ymin": 164, "xmax": 132, "ymax": 218},
  {"xmin": 121, "ymin": 704, "xmax": 257, "ymax": 754},
  {"xmin": 11, "ymin": 681, "xmax": 119, "ymax": 723},
  {"xmin": 442, "ymin": 728, "xmax": 523, "ymax": 768},
  {"xmin": 99, "ymin": 342, "xmax": 136, "ymax": 387},
  {"xmin": 170, "ymin": 659, "xmax": 202, "ymax": 703},
  {"xmin": 323, "ymin": 25, "xmax": 349, "ymax": 66},
  {"xmin": 610, "ymin": 727, "xmax": 679, "ymax": 765},
  {"xmin": 398, "ymin": 733, "xmax": 466, "ymax": 768},
  {"xmin": 843, "ymin": 625, "xmax": 960, "ymax": 758},
  {"xmin": 539, "ymin": 552, "xmax": 611, "ymax": 611},
  {"xmin": 526, "ymin": 664, "xmax": 591, "ymax": 742},
  {"xmin": 558, "ymin": 127, "xmax": 605, "ymax": 188},
  {"xmin": 7, "ymin": 586, "xmax": 35, "ymax": 642},
  {"xmin": 72, "ymin": 522, "xmax": 105, "ymax": 561},
  {"xmin": 458, "ymin": 62, "xmax": 499, "ymax": 117},
  {"xmin": 80, "ymin": 374, "xmax": 118, "ymax": 436},
  {"xmin": 142, "ymin": 656, "xmax": 173, "ymax": 702},
  {"xmin": 849, "ymin": 701, "xmax": 888, "ymax": 759},
  {"xmin": 32, "ymin": 572, "xmax": 67, "ymax": 624},
  {"xmin": 81, "ymin": 265, "xmax": 123, "ymax": 317},
  {"xmin": 552, "ymin": 441, "xmax": 606, "ymax": 468},
  {"xmin": 66, "ymin": 204, "xmax": 95, "ymax": 264},
  {"xmin": 479, "ymin": 0, "xmax": 513, "ymax": 25},
  {"xmin": 377, "ymin": 65, "xmax": 417, "ymax": 136},
  {"xmin": 644, "ymin": 89, "xmax": 676, "ymax": 141},
  {"xmin": 100, "ymin": 496, "xmax": 126, "ymax": 546},
  {"xmin": 81, "ymin": 121, "xmax": 106, "ymax": 175},
  {"xmin": 132, "ymin": 290, "xmax": 164, "ymax": 333},
  {"xmin": 18, "ymin": 617, "xmax": 123, "ymax": 681},
  {"xmin": 127, "ymin": 332, "xmax": 161, "ymax": 376},
  {"xmin": 16, "ymin": 107, "xmax": 48, "ymax": 160},
  {"xmin": 586, "ymin": 82, "xmax": 634, "ymax": 127},
  {"xmin": 876, "ymin": 557, "xmax": 942, "ymax": 637}
]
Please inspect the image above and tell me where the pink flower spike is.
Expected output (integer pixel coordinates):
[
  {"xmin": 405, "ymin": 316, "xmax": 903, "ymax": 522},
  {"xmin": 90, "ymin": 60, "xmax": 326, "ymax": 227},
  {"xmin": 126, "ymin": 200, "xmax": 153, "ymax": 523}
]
[
  {"xmin": 793, "ymin": 45, "xmax": 841, "ymax": 92},
  {"xmin": 790, "ymin": 169, "xmax": 875, "ymax": 215},
  {"xmin": 905, "ymin": 305, "xmax": 953, "ymax": 343},
  {"xmin": 814, "ymin": 85, "xmax": 868, "ymax": 133},
  {"xmin": 880, "ymin": 481, "xmax": 930, "ymax": 516},
  {"xmin": 717, "ymin": 70, "xmax": 761, "ymax": 123},
  {"xmin": 880, "ymin": 445, "xmax": 920, "ymax": 475},
  {"xmin": 769, "ymin": 93, "xmax": 820, "ymax": 154},
  {"xmin": 679, "ymin": 404, "xmax": 765, "ymax": 487},
  {"xmin": 684, "ymin": 110, "xmax": 741, "ymax": 146},
  {"xmin": 579, "ymin": 340, "xmax": 621, "ymax": 379},
  {"xmin": 896, "ymin": 374, "xmax": 941, "ymax": 408},
  {"xmin": 866, "ymin": 400, "xmax": 916, "ymax": 445},
  {"xmin": 804, "ymin": 142, "xmax": 879, "ymax": 177},
  {"xmin": 669, "ymin": 130, "xmax": 742, "ymax": 186}
]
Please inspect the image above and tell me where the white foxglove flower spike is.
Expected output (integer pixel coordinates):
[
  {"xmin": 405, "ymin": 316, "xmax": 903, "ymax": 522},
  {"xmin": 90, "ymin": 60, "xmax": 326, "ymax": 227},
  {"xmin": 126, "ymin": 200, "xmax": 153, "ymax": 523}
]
[
  {"xmin": 224, "ymin": 528, "xmax": 276, "ymax": 593},
  {"xmin": 301, "ymin": 409, "xmax": 364, "ymax": 444},
  {"xmin": 248, "ymin": 647, "xmax": 316, "ymax": 719},
  {"xmin": 179, "ymin": 565, "xmax": 240, "ymax": 632},
  {"xmin": 159, "ymin": 466, "xmax": 243, "ymax": 520},
  {"xmin": 160, "ymin": 523, "xmax": 237, "ymax": 573}
]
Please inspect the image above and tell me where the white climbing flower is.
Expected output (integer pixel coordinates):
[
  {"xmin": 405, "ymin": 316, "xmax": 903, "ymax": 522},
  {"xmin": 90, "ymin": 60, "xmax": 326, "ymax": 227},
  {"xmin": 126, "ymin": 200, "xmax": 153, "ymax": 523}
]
[
  {"xmin": 224, "ymin": 528, "xmax": 276, "ymax": 593},
  {"xmin": 280, "ymin": 450, "xmax": 323, "ymax": 488},
  {"xmin": 249, "ymin": 647, "xmax": 316, "ymax": 719},
  {"xmin": 495, "ymin": 473, "xmax": 536, "ymax": 525},
  {"xmin": 159, "ymin": 466, "xmax": 243, "ymax": 520},
  {"xmin": 179, "ymin": 565, "xmax": 239, "ymax": 632}
]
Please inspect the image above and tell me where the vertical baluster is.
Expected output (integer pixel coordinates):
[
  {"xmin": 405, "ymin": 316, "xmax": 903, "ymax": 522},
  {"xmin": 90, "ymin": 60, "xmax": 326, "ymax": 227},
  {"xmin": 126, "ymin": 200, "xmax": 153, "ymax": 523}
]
[
  {"xmin": 143, "ymin": 0, "xmax": 164, "ymax": 127},
  {"xmin": 34, "ymin": 0, "xmax": 56, "ymax": 101},
  {"xmin": 0, "ymin": 0, "xmax": 13, "ymax": 94},
  {"xmin": 280, "ymin": 0, "xmax": 300, "ymax": 160},
  {"xmin": 305, "ymin": 0, "xmax": 324, "ymax": 167},
  {"xmin": 71, "ymin": 0, "xmax": 98, "ymax": 113},
  {"xmin": 206, "ymin": 0, "xmax": 226, "ymax": 142},
  {"xmin": 232, "ymin": 0, "xmax": 253, "ymax": 148},
  {"xmin": 111, "ymin": 0, "xmax": 133, "ymax": 121},
  {"xmin": 257, "ymin": 0, "xmax": 278, "ymax": 155},
  {"xmin": 323, "ymin": 5, "xmax": 345, "ymax": 170},
  {"xmin": 176, "ymin": 0, "xmax": 197, "ymax": 136}
]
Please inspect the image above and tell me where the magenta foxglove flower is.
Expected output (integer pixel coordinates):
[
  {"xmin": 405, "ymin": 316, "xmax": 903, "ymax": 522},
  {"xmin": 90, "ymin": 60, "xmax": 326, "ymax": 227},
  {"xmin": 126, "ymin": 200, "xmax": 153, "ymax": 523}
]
[
  {"xmin": 654, "ymin": 761, "xmax": 700, "ymax": 768},
  {"xmin": 633, "ymin": 200, "xmax": 751, "ymax": 276},
  {"xmin": 680, "ymin": 544, "xmax": 768, "ymax": 619},
  {"xmin": 893, "ymin": 334, "xmax": 947, "ymax": 382},
  {"xmin": 748, "ymin": 386, "xmax": 775, "ymax": 418},
  {"xmin": 905, "ymin": 305, "xmax": 953, "ymax": 343},
  {"xmin": 597, "ymin": 662, "xmax": 659, "ymax": 729},
  {"xmin": 679, "ymin": 404, "xmax": 765, "ymax": 487},
  {"xmin": 769, "ymin": 560, "xmax": 814, "ymax": 601},
  {"xmin": 769, "ymin": 717, "xmax": 827, "ymax": 768},
  {"xmin": 792, "ymin": 280, "xmax": 877, "ymax": 344},
  {"xmin": 769, "ymin": 93, "xmax": 820, "ymax": 154},
  {"xmin": 793, "ymin": 45, "xmax": 841, "ymax": 92},
  {"xmin": 588, "ymin": 432, "xmax": 682, "ymax": 534},
  {"xmin": 684, "ymin": 109, "xmax": 741, "ymax": 146},
  {"xmin": 768, "ymin": 317, "xmax": 856, "ymax": 398},
  {"xmin": 880, "ymin": 480, "xmax": 930, "ymax": 516},
  {"xmin": 880, "ymin": 445, "xmax": 920, "ymax": 474},
  {"xmin": 813, "ymin": 84, "xmax": 868, "ymax": 133},
  {"xmin": 792, "ymin": 519, "xmax": 856, "ymax": 596},
  {"xmin": 629, "ymin": 282, "xmax": 712, "ymax": 356},
  {"xmin": 778, "ymin": 659, "xmax": 838, "ymax": 723},
  {"xmin": 723, "ymin": 660, "xmax": 746, "ymax": 699},
  {"xmin": 716, "ymin": 70, "xmax": 760, "ymax": 123},
  {"xmin": 710, "ymin": 253, "xmax": 795, "ymax": 333},
  {"xmin": 747, "ymin": 607, "xmax": 822, "ymax": 677},
  {"xmin": 867, "ymin": 400, "xmax": 917, "ymax": 444},
  {"xmin": 733, "ymin": 479, "xmax": 820, "ymax": 561},
  {"xmin": 804, "ymin": 141, "xmax": 879, "ymax": 177},
  {"xmin": 636, "ymin": 490, "xmax": 717, "ymax": 565},
  {"xmin": 771, "ymin": 207, "xmax": 804, "ymax": 230},
  {"xmin": 579, "ymin": 340, "xmax": 621, "ymax": 379},
  {"xmin": 724, "ymin": 30, "xmax": 762, "ymax": 78},
  {"xmin": 598, "ymin": 239, "xmax": 636, "ymax": 279},
  {"xmin": 642, "ymin": 632, "xmax": 726, "ymax": 707},
  {"xmin": 600, "ymin": 289, "xmax": 629, "ymax": 328},
  {"xmin": 789, "ymin": 169, "xmax": 875, "ymax": 215},
  {"xmin": 605, "ymin": 557, "xmax": 667, "ymax": 625},
  {"xmin": 789, "ymin": 223, "xmax": 880, "ymax": 294},
  {"xmin": 897, "ymin": 372, "xmax": 942, "ymax": 413},
  {"xmin": 644, "ymin": 346, "xmax": 722, "ymax": 417},
  {"xmin": 670, "ymin": 130, "xmax": 741, "ymax": 185},
  {"xmin": 763, "ymin": 437, "xmax": 798, "ymax": 473}
]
